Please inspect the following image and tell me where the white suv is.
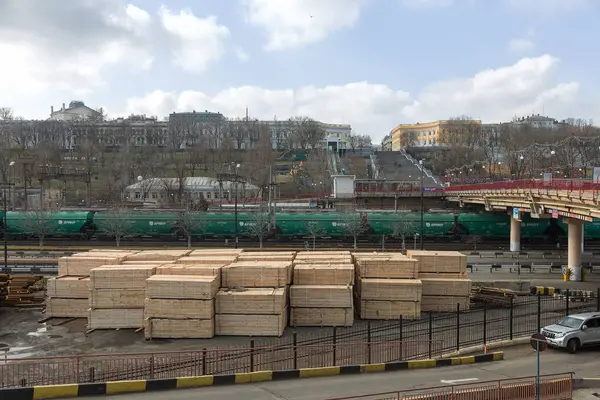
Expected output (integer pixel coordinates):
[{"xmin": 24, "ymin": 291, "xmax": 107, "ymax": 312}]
[{"xmin": 541, "ymin": 312, "xmax": 600, "ymax": 354}]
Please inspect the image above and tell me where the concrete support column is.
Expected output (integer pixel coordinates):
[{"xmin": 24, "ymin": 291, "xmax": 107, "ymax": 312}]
[
  {"xmin": 567, "ymin": 220, "xmax": 584, "ymax": 282},
  {"xmin": 581, "ymin": 227, "xmax": 585, "ymax": 253},
  {"xmin": 510, "ymin": 217, "xmax": 521, "ymax": 252}
]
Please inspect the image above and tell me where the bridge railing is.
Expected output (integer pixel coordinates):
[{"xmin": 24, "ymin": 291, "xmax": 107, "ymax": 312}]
[{"xmin": 444, "ymin": 178, "xmax": 600, "ymax": 193}]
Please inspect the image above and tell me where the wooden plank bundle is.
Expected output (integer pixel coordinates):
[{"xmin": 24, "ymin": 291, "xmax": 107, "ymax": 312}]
[
  {"xmin": 144, "ymin": 275, "xmax": 219, "ymax": 339},
  {"xmin": 420, "ymin": 278, "xmax": 472, "ymax": 312},
  {"xmin": 237, "ymin": 252, "xmax": 296, "ymax": 262},
  {"xmin": 215, "ymin": 311, "xmax": 287, "ymax": 337},
  {"xmin": 214, "ymin": 287, "xmax": 288, "ymax": 336},
  {"xmin": 156, "ymin": 265, "xmax": 222, "ymax": 285},
  {"xmin": 294, "ymin": 251, "xmax": 353, "ymax": 264},
  {"xmin": 87, "ymin": 265, "xmax": 156, "ymax": 330},
  {"xmin": 359, "ymin": 300, "xmax": 421, "ymax": 320},
  {"xmin": 221, "ymin": 261, "xmax": 292, "ymax": 288},
  {"xmin": 289, "ymin": 284, "xmax": 354, "ymax": 327},
  {"xmin": 58, "ymin": 255, "xmax": 124, "ymax": 276},
  {"xmin": 189, "ymin": 249, "xmax": 244, "ymax": 256},
  {"xmin": 354, "ymin": 253, "xmax": 418, "ymax": 279},
  {"xmin": 47, "ymin": 277, "xmax": 90, "ymax": 299},
  {"xmin": 406, "ymin": 250, "xmax": 468, "ymax": 275},
  {"xmin": 125, "ymin": 249, "xmax": 192, "ymax": 261},
  {"xmin": 1, "ymin": 275, "xmax": 44, "ymax": 307},
  {"xmin": 176, "ymin": 256, "xmax": 237, "ymax": 265},
  {"xmin": 293, "ymin": 264, "xmax": 354, "ymax": 285},
  {"xmin": 46, "ymin": 298, "xmax": 90, "ymax": 318},
  {"xmin": 356, "ymin": 277, "xmax": 422, "ymax": 320}
]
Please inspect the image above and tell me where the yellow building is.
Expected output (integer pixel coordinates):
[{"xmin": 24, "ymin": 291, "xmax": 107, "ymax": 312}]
[{"xmin": 391, "ymin": 119, "xmax": 482, "ymax": 151}]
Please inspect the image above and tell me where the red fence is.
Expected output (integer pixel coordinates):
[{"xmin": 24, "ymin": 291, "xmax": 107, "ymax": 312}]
[
  {"xmin": 323, "ymin": 373, "xmax": 573, "ymax": 400},
  {"xmin": 0, "ymin": 340, "xmax": 441, "ymax": 389},
  {"xmin": 445, "ymin": 178, "xmax": 600, "ymax": 193}
]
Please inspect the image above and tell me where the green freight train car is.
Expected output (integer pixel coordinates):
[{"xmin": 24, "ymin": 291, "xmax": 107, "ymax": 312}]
[{"xmin": 3, "ymin": 211, "xmax": 95, "ymax": 239}]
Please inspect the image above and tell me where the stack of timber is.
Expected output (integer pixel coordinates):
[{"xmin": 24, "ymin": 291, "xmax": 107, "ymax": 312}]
[
  {"xmin": 144, "ymin": 275, "xmax": 219, "ymax": 339},
  {"xmin": 236, "ymin": 251, "xmax": 296, "ymax": 262},
  {"xmin": 125, "ymin": 249, "xmax": 192, "ymax": 262},
  {"xmin": 1, "ymin": 275, "xmax": 45, "ymax": 307},
  {"xmin": 290, "ymin": 253, "xmax": 355, "ymax": 326},
  {"xmin": 216, "ymin": 261, "xmax": 292, "ymax": 336},
  {"xmin": 293, "ymin": 251, "xmax": 353, "ymax": 265},
  {"xmin": 215, "ymin": 288, "xmax": 287, "ymax": 336},
  {"xmin": 88, "ymin": 265, "xmax": 156, "ymax": 330},
  {"xmin": 470, "ymin": 286, "xmax": 517, "ymax": 307},
  {"xmin": 189, "ymin": 249, "xmax": 244, "ymax": 256},
  {"xmin": 58, "ymin": 251, "xmax": 135, "ymax": 276},
  {"xmin": 354, "ymin": 253, "xmax": 421, "ymax": 319},
  {"xmin": 157, "ymin": 264, "xmax": 222, "ymax": 283},
  {"xmin": 176, "ymin": 255, "xmax": 238, "ymax": 266},
  {"xmin": 45, "ymin": 277, "xmax": 91, "ymax": 317},
  {"xmin": 407, "ymin": 250, "xmax": 471, "ymax": 312}
]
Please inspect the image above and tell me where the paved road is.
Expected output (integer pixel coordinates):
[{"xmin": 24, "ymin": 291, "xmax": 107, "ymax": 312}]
[{"xmin": 85, "ymin": 345, "xmax": 599, "ymax": 399}]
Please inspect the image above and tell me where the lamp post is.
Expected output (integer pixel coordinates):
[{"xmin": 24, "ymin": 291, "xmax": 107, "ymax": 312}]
[
  {"xmin": 233, "ymin": 163, "xmax": 241, "ymax": 249},
  {"xmin": 419, "ymin": 159, "xmax": 424, "ymax": 250},
  {"xmin": 550, "ymin": 150, "xmax": 555, "ymax": 182},
  {"xmin": 519, "ymin": 155, "xmax": 524, "ymax": 179},
  {"xmin": 3, "ymin": 161, "xmax": 16, "ymax": 270}
]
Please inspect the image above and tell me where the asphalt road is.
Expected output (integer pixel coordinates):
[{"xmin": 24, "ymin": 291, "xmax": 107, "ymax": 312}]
[{"xmin": 84, "ymin": 345, "xmax": 599, "ymax": 399}]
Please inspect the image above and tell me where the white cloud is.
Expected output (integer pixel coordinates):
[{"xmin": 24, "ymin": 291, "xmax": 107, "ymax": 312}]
[
  {"xmin": 126, "ymin": 55, "xmax": 594, "ymax": 142},
  {"xmin": 235, "ymin": 47, "xmax": 250, "ymax": 62},
  {"xmin": 242, "ymin": 0, "xmax": 366, "ymax": 51},
  {"xmin": 158, "ymin": 7, "xmax": 230, "ymax": 73},
  {"xmin": 508, "ymin": 38, "xmax": 535, "ymax": 54},
  {"xmin": 506, "ymin": 0, "xmax": 590, "ymax": 11},
  {"xmin": 401, "ymin": 0, "xmax": 454, "ymax": 8}
]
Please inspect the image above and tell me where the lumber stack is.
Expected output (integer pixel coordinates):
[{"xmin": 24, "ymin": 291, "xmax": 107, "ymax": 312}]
[
  {"xmin": 215, "ymin": 288, "xmax": 287, "ymax": 336},
  {"xmin": 354, "ymin": 253, "xmax": 421, "ymax": 319},
  {"xmin": 176, "ymin": 256, "xmax": 238, "ymax": 266},
  {"xmin": 1, "ymin": 275, "xmax": 45, "ymax": 307},
  {"xmin": 236, "ymin": 251, "xmax": 296, "ymax": 262},
  {"xmin": 189, "ymin": 249, "xmax": 244, "ymax": 256},
  {"xmin": 125, "ymin": 249, "xmax": 192, "ymax": 261},
  {"xmin": 58, "ymin": 252, "xmax": 134, "ymax": 276},
  {"xmin": 45, "ymin": 277, "xmax": 91, "ymax": 317},
  {"xmin": 215, "ymin": 261, "xmax": 292, "ymax": 336},
  {"xmin": 289, "ymin": 260, "xmax": 355, "ymax": 327},
  {"xmin": 144, "ymin": 275, "xmax": 219, "ymax": 339},
  {"xmin": 88, "ymin": 265, "xmax": 156, "ymax": 330},
  {"xmin": 293, "ymin": 251, "xmax": 353, "ymax": 265},
  {"xmin": 407, "ymin": 250, "xmax": 471, "ymax": 311}
]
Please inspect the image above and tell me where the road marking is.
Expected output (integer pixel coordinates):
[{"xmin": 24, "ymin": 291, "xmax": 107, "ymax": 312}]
[{"xmin": 440, "ymin": 378, "xmax": 479, "ymax": 384}]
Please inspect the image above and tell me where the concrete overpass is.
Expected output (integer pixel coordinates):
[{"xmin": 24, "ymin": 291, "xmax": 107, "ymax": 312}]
[{"xmin": 445, "ymin": 179, "xmax": 600, "ymax": 282}]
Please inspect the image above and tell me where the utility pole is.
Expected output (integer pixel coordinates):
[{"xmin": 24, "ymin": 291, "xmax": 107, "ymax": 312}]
[{"xmin": 420, "ymin": 159, "xmax": 424, "ymax": 250}]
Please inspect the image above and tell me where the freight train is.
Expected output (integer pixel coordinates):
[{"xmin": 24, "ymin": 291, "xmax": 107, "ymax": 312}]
[{"xmin": 0, "ymin": 210, "xmax": 583, "ymax": 243}]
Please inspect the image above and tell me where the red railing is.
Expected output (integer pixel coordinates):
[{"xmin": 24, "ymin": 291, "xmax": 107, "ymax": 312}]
[
  {"xmin": 323, "ymin": 373, "xmax": 573, "ymax": 400},
  {"xmin": 445, "ymin": 178, "xmax": 600, "ymax": 193},
  {"xmin": 0, "ymin": 340, "xmax": 441, "ymax": 389}
]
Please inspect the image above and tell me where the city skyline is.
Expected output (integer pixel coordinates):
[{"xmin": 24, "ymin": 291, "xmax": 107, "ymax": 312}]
[{"xmin": 1, "ymin": 0, "xmax": 599, "ymax": 142}]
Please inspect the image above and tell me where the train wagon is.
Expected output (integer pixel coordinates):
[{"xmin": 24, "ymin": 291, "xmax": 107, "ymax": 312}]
[
  {"xmin": 93, "ymin": 212, "xmax": 179, "ymax": 240},
  {"xmin": 275, "ymin": 212, "xmax": 368, "ymax": 239},
  {"xmin": 191, "ymin": 212, "xmax": 267, "ymax": 238},
  {"xmin": 368, "ymin": 213, "xmax": 457, "ymax": 239},
  {"xmin": 4, "ymin": 211, "xmax": 95, "ymax": 239}
]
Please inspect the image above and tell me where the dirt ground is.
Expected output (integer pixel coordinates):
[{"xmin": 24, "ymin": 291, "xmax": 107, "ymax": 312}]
[{"xmin": 0, "ymin": 308, "xmax": 364, "ymax": 359}]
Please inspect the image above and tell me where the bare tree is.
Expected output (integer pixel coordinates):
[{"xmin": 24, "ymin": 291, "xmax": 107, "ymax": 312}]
[
  {"xmin": 176, "ymin": 210, "xmax": 207, "ymax": 248},
  {"xmin": 341, "ymin": 212, "xmax": 368, "ymax": 249},
  {"xmin": 96, "ymin": 208, "xmax": 135, "ymax": 247},
  {"xmin": 305, "ymin": 221, "xmax": 326, "ymax": 249},
  {"xmin": 0, "ymin": 107, "xmax": 14, "ymax": 121},
  {"xmin": 20, "ymin": 210, "xmax": 55, "ymax": 248},
  {"xmin": 390, "ymin": 219, "xmax": 417, "ymax": 254},
  {"xmin": 288, "ymin": 117, "xmax": 326, "ymax": 150},
  {"xmin": 246, "ymin": 211, "xmax": 271, "ymax": 248}
]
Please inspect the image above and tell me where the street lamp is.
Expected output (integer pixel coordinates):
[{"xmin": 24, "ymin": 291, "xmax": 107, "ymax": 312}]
[
  {"xmin": 419, "ymin": 160, "xmax": 424, "ymax": 250},
  {"xmin": 550, "ymin": 150, "xmax": 556, "ymax": 181},
  {"xmin": 519, "ymin": 155, "xmax": 524, "ymax": 179},
  {"xmin": 233, "ymin": 163, "xmax": 241, "ymax": 249},
  {"xmin": 3, "ymin": 161, "xmax": 16, "ymax": 270}
]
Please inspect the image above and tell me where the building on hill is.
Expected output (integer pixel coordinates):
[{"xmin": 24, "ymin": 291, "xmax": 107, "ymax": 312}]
[
  {"xmin": 508, "ymin": 114, "xmax": 567, "ymax": 130},
  {"xmin": 50, "ymin": 101, "xmax": 103, "ymax": 122},
  {"xmin": 390, "ymin": 119, "xmax": 482, "ymax": 150},
  {"xmin": 123, "ymin": 176, "xmax": 261, "ymax": 205},
  {"xmin": 381, "ymin": 134, "xmax": 392, "ymax": 151}
]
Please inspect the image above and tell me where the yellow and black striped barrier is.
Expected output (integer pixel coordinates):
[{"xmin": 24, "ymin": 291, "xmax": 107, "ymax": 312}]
[
  {"xmin": 0, "ymin": 352, "xmax": 503, "ymax": 399},
  {"xmin": 530, "ymin": 286, "xmax": 562, "ymax": 296}
]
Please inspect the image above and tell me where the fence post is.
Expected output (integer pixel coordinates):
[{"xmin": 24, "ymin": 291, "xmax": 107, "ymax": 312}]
[
  {"xmin": 202, "ymin": 348, "xmax": 207, "ymax": 375},
  {"xmin": 293, "ymin": 332, "xmax": 298, "ymax": 370},
  {"xmin": 509, "ymin": 297, "xmax": 514, "ymax": 340},
  {"xmin": 428, "ymin": 312, "xmax": 433, "ymax": 359},
  {"xmin": 566, "ymin": 289, "xmax": 570, "ymax": 316},
  {"xmin": 250, "ymin": 340, "xmax": 255, "ymax": 372},
  {"xmin": 399, "ymin": 315, "xmax": 403, "ymax": 360},
  {"xmin": 597, "ymin": 288, "xmax": 600, "ymax": 312},
  {"xmin": 537, "ymin": 294, "xmax": 541, "ymax": 332},
  {"xmin": 456, "ymin": 303, "xmax": 460, "ymax": 352},
  {"xmin": 333, "ymin": 327, "xmax": 337, "ymax": 366},
  {"xmin": 88, "ymin": 367, "xmax": 95, "ymax": 383},
  {"xmin": 150, "ymin": 355, "xmax": 155, "ymax": 380},
  {"xmin": 367, "ymin": 321, "xmax": 372, "ymax": 364},
  {"xmin": 483, "ymin": 304, "xmax": 487, "ymax": 345}
]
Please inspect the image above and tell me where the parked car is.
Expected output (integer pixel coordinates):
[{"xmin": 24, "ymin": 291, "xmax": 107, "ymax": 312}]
[{"xmin": 541, "ymin": 312, "xmax": 600, "ymax": 353}]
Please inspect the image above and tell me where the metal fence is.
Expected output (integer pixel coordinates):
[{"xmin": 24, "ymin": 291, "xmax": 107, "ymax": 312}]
[
  {"xmin": 323, "ymin": 373, "xmax": 574, "ymax": 400},
  {"xmin": 1, "ymin": 290, "xmax": 599, "ymax": 389}
]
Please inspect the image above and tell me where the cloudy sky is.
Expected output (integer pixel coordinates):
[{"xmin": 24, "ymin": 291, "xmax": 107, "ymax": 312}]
[{"xmin": 1, "ymin": 0, "xmax": 598, "ymax": 143}]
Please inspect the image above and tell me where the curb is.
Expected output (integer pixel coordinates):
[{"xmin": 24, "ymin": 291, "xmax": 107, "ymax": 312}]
[
  {"xmin": 0, "ymin": 352, "xmax": 503, "ymax": 399},
  {"xmin": 574, "ymin": 378, "xmax": 600, "ymax": 390}
]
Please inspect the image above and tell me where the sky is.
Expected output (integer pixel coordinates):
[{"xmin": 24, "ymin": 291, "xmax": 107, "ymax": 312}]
[{"xmin": 1, "ymin": 0, "xmax": 599, "ymax": 143}]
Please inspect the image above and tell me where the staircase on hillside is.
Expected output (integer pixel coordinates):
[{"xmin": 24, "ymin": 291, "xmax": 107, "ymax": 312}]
[{"xmin": 373, "ymin": 151, "xmax": 441, "ymax": 187}]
